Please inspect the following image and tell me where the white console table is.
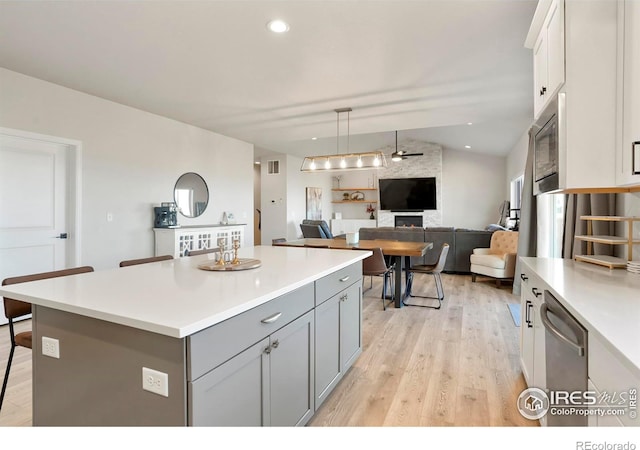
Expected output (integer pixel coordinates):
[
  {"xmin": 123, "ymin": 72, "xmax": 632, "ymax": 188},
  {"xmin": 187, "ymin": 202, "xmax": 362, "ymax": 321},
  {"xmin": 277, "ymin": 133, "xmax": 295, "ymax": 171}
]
[{"xmin": 154, "ymin": 224, "xmax": 246, "ymax": 257}]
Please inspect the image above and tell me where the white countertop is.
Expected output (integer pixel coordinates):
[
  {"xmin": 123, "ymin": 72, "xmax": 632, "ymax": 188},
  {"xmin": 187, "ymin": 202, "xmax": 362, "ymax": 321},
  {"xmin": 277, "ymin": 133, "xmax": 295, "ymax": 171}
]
[
  {"xmin": 520, "ymin": 257, "xmax": 640, "ymax": 377},
  {"xmin": 0, "ymin": 246, "xmax": 371, "ymax": 338}
]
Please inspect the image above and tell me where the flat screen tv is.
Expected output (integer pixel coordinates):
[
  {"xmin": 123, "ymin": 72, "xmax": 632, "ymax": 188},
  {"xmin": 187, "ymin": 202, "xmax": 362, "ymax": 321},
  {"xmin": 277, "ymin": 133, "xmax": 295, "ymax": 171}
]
[{"xmin": 379, "ymin": 177, "xmax": 436, "ymax": 211}]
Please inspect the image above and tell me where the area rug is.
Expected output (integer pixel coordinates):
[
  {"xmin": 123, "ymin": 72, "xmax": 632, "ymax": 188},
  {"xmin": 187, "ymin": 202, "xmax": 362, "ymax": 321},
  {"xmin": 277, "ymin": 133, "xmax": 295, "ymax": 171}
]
[{"xmin": 507, "ymin": 303, "xmax": 521, "ymax": 327}]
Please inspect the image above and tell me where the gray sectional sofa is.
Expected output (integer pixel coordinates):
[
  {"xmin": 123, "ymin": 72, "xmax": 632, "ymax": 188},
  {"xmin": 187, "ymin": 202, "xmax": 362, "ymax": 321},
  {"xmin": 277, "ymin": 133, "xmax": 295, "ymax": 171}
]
[{"xmin": 358, "ymin": 226, "xmax": 494, "ymax": 273}]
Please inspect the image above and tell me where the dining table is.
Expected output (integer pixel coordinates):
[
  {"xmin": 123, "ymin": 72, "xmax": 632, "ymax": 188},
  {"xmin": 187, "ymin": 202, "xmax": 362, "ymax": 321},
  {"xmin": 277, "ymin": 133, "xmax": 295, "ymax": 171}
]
[{"xmin": 273, "ymin": 238, "xmax": 433, "ymax": 308}]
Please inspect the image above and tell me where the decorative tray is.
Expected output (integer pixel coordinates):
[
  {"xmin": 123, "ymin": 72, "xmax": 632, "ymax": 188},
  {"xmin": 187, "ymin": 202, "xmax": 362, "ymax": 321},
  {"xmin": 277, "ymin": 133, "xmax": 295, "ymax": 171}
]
[{"xmin": 197, "ymin": 258, "xmax": 261, "ymax": 271}]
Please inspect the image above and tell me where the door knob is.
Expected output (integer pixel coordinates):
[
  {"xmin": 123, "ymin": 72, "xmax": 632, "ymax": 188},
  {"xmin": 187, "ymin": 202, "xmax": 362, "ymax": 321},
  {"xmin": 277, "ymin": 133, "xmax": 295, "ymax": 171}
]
[{"xmin": 55, "ymin": 233, "xmax": 68, "ymax": 239}]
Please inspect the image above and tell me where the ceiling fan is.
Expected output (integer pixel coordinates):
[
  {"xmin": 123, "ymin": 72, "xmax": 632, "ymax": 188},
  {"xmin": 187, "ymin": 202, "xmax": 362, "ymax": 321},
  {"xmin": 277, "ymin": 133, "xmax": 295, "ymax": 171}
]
[{"xmin": 391, "ymin": 130, "xmax": 423, "ymax": 161}]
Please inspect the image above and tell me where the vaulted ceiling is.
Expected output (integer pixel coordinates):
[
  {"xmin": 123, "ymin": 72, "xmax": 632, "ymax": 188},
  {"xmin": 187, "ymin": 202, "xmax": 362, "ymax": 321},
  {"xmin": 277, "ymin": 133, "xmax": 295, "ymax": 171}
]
[{"xmin": 0, "ymin": 0, "xmax": 537, "ymax": 159}]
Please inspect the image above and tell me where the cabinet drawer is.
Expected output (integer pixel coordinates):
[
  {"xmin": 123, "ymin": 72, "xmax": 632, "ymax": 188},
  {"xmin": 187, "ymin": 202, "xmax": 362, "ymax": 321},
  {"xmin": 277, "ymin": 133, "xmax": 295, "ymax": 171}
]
[
  {"xmin": 588, "ymin": 333, "xmax": 640, "ymax": 427},
  {"xmin": 187, "ymin": 283, "xmax": 314, "ymax": 381},
  {"xmin": 315, "ymin": 262, "xmax": 361, "ymax": 305}
]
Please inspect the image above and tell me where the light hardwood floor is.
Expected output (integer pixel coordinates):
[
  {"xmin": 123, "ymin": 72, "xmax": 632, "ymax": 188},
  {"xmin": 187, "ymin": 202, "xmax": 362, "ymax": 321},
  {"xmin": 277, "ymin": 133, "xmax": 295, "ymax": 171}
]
[
  {"xmin": 0, "ymin": 273, "xmax": 534, "ymax": 427},
  {"xmin": 308, "ymin": 273, "xmax": 535, "ymax": 427}
]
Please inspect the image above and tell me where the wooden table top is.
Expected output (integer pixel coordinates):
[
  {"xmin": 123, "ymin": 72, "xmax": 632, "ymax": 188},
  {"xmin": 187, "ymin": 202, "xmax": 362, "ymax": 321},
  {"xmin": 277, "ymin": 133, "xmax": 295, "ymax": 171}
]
[{"xmin": 274, "ymin": 238, "xmax": 432, "ymax": 257}]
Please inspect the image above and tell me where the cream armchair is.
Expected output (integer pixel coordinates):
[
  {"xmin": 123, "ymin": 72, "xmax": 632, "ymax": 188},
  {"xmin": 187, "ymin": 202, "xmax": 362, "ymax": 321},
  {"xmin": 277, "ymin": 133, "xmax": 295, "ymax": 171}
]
[{"xmin": 470, "ymin": 231, "xmax": 519, "ymax": 286}]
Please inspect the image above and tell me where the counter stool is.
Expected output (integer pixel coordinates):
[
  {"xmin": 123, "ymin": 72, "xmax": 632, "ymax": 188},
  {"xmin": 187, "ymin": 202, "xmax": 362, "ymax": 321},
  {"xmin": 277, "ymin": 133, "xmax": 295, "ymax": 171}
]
[
  {"xmin": 1, "ymin": 266, "xmax": 95, "ymax": 410},
  {"xmin": 119, "ymin": 255, "xmax": 173, "ymax": 267}
]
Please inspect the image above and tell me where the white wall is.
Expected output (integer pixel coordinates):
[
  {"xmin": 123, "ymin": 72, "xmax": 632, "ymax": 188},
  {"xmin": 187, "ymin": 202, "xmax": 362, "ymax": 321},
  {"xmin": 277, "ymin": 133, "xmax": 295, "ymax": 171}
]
[
  {"xmin": 286, "ymin": 154, "xmax": 333, "ymax": 239},
  {"xmin": 441, "ymin": 148, "xmax": 506, "ymax": 229},
  {"xmin": 0, "ymin": 68, "xmax": 254, "ymax": 269}
]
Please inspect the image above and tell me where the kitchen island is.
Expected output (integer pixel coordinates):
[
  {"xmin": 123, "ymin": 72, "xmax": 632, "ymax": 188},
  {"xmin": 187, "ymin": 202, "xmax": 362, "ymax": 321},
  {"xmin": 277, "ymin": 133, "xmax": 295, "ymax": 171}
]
[{"xmin": 0, "ymin": 245, "xmax": 371, "ymax": 426}]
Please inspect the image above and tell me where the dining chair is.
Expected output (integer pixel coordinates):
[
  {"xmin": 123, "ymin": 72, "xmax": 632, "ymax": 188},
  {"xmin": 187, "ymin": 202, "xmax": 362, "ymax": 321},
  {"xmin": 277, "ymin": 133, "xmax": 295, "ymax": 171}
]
[
  {"xmin": 118, "ymin": 255, "xmax": 173, "ymax": 267},
  {"xmin": 404, "ymin": 243, "xmax": 450, "ymax": 310},
  {"xmin": 1, "ymin": 265, "xmax": 95, "ymax": 410},
  {"xmin": 359, "ymin": 247, "xmax": 395, "ymax": 310},
  {"xmin": 184, "ymin": 247, "xmax": 220, "ymax": 256},
  {"xmin": 300, "ymin": 224, "xmax": 324, "ymax": 238}
]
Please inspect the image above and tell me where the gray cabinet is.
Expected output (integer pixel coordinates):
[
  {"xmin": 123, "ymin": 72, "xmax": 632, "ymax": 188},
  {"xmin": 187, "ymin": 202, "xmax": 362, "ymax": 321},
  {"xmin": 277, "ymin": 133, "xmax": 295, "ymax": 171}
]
[
  {"xmin": 314, "ymin": 270, "xmax": 362, "ymax": 409},
  {"xmin": 190, "ymin": 337, "xmax": 268, "ymax": 426},
  {"xmin": 269, "ymin": 310, "xmax": 315, "ymax": 426},
  {"xmin": 188, "ymin": 262, "xmax": 362, "ymax": 426},
  {"xmin": 189, "ymin": 310, "xmax": 315, "ymax": 427}
]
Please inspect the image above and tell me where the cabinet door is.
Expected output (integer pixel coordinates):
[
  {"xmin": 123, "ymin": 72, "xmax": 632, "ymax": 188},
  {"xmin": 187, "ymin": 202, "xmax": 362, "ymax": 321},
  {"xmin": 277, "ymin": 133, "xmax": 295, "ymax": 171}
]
[
  {"xmin": 340, "ymin": 282, "xmax": 362, "ymax": 371},
  {"xmin": 532, "ymin": 292, "xmax": 546, "ymax": 393},
  {"xmin": 545, "ymin": 0, "xmax": 565, "ymax": 98},
  {"xmin": 520, "ymin": 289, "xmax": 535, "ymax": 386},
  {"xmin": 189, "ymin": 337, "xmax": 269, "ymax": 426},
  {"xmin": 178, "ymin": 232, "xmax": 196, "ymax": 257},
  {"xmin": 620, "ymin": 0, "xmax": 640, "ymax": 185},
  {"xmin": 315, "ymin": 292, "xmax": 341, "ymax": 409},
  {"xmin": 533, "ymin": 32, "xmax": 548, "ymax": 118},
  {"xmin": 269, "ymin": 310, "xmax": 315, "ymax": 427}
]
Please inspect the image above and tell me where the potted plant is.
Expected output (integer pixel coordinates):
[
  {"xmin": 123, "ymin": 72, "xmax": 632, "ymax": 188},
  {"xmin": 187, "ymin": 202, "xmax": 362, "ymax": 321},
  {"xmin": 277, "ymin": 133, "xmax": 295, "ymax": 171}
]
[{"xmin": 366, "ymin": 203, "xmax": 376, "ymax": 220}]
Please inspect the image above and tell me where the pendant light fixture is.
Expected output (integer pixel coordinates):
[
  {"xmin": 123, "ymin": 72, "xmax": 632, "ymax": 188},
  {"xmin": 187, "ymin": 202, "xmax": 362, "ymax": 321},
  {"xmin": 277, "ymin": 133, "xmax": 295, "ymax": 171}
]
[{"xmin": 300, "ymin": 108, "xmax": 387, "ymax": 172}]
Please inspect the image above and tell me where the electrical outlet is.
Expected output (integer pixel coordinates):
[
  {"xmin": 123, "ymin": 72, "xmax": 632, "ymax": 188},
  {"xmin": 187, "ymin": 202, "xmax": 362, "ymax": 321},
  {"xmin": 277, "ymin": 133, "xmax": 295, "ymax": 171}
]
[
  {"xmin": 42, "ymin": 337, "xmax": 60, "ymax": 358},
  {"xmin": 142, "ymin": 367, "xmax": 169, "ymax": 397}
]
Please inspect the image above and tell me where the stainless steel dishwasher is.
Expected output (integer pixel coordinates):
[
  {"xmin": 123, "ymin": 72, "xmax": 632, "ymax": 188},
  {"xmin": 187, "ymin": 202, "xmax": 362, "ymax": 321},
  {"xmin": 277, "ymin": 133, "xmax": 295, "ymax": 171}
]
[{"xmin": 540, "ymin": 290, "xmax": 588, "ymax": 426}]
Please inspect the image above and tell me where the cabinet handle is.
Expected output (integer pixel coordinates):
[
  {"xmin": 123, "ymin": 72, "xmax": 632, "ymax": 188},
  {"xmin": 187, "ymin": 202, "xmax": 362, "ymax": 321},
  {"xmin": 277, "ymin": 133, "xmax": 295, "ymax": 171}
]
[
  {"xmin": 531, "ymin": 287, "xmax": 542, "ymax": 297},
  {"xmin": 525, "ymin": 301, "xmax": 533, "ymax": 329},
  {"xmin": 339, "ymin": 276, "xmax": 350, "ymax": 282},
  {"xmin": 261, "ymin": 312, "xmax": 282, "ymax": 324},
  {"xmin": 520, "ymin": 273, "xmax": 528, "ymax": 281},
  {"xmin": 271, "ymin": 339, "xmax": 279, "ymax": 349},
  {"xmin": 340, "ymin": 294, "xmax": 348, "ymax": 302},
  {"xmin": 539, "ymin": 86, "xmax": 547, "ymax": 96},
  {"xmin": 264, "ymin": 346, "xmax": 272, "ymax": 354}
]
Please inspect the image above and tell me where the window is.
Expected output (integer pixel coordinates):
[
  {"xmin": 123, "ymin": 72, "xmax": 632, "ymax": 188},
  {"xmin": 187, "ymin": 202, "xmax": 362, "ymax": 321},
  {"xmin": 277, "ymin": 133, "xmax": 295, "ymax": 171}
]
[
  {"xmin": 509, "ymin": 174, "xmax": 524, "ymax": 228},
  {"xmin": 537, "ymin": 193, "xmax": 565, "ymax": 257}
]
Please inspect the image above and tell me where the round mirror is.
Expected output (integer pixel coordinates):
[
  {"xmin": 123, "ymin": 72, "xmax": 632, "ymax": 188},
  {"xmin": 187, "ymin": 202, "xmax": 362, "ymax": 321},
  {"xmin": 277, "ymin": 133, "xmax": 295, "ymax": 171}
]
[{"xmin": 174, "ymin": 172, "xmax": 209, "ymax": 218}]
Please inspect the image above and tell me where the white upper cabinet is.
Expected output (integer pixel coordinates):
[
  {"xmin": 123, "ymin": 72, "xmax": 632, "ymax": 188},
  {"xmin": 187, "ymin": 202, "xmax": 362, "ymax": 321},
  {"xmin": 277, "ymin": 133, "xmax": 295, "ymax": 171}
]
[
  {"xmin": 618, "ymin": 1, "xmax": 640, "ymax": 186},
  {"xmin": 526, "ymin": 0, "xmax": 619, "ymax": 191},
  {"xmin": 531, "ymin": 0, "xmax": 565, "ymax": 118}
]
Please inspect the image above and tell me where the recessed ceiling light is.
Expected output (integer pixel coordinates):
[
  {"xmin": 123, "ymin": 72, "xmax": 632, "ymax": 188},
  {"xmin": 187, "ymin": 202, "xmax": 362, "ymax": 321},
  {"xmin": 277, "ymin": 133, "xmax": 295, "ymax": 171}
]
[
  {"xmin": 311, "ymin": 137, "xmax": 317, "ymax": 140},
  {"xmin": 254, "ymin": 161, "xmax": 261, "ymax": 165},
  {"xmin": 267, "ymin": 20, "xmax": 290, "ymax": 33},
  {"xmin": 467, "ymin": 122, "xmax": 473, "ymax": 125},
  {"xmin": 465, "ymin": 145, "xmax": 471, "ymax": 149}
]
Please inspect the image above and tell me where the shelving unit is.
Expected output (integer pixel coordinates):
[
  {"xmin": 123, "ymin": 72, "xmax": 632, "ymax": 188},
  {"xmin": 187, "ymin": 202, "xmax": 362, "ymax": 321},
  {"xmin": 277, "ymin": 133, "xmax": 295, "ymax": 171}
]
[
  {"xmin": 331, "ymin": 188, "xmax": 378, "ymax": 204},
  {"xmin": 574, "ymin": 216, "xmax": 640, "ymax": 269}
]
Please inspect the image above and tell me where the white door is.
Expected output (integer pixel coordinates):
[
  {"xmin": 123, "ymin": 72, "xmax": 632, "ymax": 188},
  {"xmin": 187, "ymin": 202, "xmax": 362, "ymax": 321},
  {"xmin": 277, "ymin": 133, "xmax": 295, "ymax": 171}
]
[{"xmin": 0, "ymin": 134, "xmax": 68, "ymax": 325}]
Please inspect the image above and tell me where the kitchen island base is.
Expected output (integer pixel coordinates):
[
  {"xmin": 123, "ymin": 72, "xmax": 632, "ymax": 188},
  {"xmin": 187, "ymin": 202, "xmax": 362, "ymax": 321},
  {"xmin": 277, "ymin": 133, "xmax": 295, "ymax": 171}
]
[{"xmin": 29, "ymin": 259, "xmax": 363, "ymax": 426}]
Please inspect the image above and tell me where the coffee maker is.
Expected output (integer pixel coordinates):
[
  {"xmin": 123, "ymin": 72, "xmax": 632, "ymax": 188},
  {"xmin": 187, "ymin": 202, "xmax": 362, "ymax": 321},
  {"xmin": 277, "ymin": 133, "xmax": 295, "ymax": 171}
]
[{"xmin": 154, "ymin": 202, "xmax": 178, "ymax": 228}]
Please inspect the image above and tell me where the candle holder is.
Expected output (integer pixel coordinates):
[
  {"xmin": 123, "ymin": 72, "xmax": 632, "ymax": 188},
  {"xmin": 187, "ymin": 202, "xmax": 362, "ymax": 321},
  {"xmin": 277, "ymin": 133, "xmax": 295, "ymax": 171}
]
[
  {"xmin": 231, "ymin": 239, "xmax": 241, "ymax": 265},
  {"xmin": 216, "ymin": 238, "xmax": 227, "ymax": 266}
]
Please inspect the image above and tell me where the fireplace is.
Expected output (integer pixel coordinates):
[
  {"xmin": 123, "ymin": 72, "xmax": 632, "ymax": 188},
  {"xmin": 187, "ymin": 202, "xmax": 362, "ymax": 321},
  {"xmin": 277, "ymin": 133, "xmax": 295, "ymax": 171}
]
[{"xmin": 394, "ymin": 215, "xmax": 423, "ymax": 227}]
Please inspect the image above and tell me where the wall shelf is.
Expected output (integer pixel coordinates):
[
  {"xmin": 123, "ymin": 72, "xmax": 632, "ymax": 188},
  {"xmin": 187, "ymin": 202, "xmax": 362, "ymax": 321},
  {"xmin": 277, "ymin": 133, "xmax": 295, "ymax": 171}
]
[
  {"xmin": 574, "ymin": 215, "xmax": 640, "ymax": 269},
  {"xmin": 331, "ymin": 200, "xmax": 377, "ymax": 204},
  {"xmin": 331, "ymin": 188, "xmax": 377, "ymax": 191}
]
